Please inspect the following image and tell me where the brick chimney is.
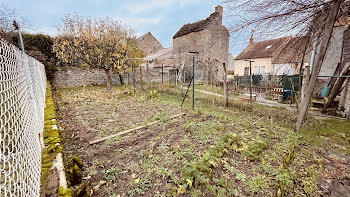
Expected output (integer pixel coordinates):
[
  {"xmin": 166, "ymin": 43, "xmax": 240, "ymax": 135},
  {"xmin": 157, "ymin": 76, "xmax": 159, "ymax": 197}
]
[
  {"xmin": 215, "ymin": 5, "xmax": 223, "ymax": 17},
  {"xmin": 249, "ymin": 31, "xmax": 254, "ymax": 45}
]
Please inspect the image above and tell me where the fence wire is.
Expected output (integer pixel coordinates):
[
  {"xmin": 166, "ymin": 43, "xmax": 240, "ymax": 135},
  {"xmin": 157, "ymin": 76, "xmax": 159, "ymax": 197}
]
[{"xmin": 0, "ymin": 38, "xmax": 46, "ymax": 197}]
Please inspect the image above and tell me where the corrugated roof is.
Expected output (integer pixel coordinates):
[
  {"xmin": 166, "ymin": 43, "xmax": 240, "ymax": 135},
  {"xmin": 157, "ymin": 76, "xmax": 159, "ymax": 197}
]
[
  {"xmin": 144, "ymin": 47, "xmax": 173, "ymax": 61},
  {"xmin": 173, "ymin": 12, "xmax": 220, "ymax": 39},
  {"xmin": 235, "ymin": 36, "xmax": 291, "ymax": 60}
]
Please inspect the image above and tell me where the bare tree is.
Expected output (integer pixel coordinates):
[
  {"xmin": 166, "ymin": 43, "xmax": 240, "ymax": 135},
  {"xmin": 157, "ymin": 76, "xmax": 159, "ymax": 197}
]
[{"xmin": 0, "ymin": 5, "xmax": 29, "ymax": 42}]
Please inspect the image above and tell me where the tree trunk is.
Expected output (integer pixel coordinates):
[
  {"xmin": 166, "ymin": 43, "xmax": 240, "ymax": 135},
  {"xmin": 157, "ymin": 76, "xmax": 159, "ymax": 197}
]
[
  {"xmin": 223, "ymin": 63, "xmax": 228, "ymax": 107},
  {"xmin": 105, "ymin": 69, "xmax": 112, "ymax": 92},
  {"xmin": 295, "ymin": 0, "xmax": 341, "ymax": 132},
  {"xmin": 118, "ymin": 72, "xmax": 124, "ymax": 85}
]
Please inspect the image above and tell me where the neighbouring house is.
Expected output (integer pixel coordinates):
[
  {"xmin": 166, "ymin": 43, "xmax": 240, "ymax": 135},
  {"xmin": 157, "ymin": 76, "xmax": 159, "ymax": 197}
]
[
  {"xmin": 272, "ymin": 37, "xmax": 311, "ymax": 75},
  {"xmin": 227, "ymin": 53, "xmax": 235, "ymax": 79},
  {"xmin": 139, "ymin": 47, "xmax": 175, "ymax": 83},
  {"xmin": 173, "ymin": 5, "xmax": 229, "ymax": 83},
  {"xmin": 234, "ymin": 35, "xmax": 310, "ymax": 76},
  {"xmin": 137, "ymin": 32, "xmax": 164, "ymax": 54}
]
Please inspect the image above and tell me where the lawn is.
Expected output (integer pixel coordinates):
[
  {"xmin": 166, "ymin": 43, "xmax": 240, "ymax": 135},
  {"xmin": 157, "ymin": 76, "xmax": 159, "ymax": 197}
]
[{"xmin": 54, "ymin": 84, "xmax": 350, "ymax": 197}]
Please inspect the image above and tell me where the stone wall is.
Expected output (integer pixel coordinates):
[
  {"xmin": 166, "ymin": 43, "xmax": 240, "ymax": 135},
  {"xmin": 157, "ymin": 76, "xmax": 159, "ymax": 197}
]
[
  {"xmin": 53, "ymin": 67, "xmax": 121, "ymax": 88},
  {"xmin": 319, "ymin": 26, "xmax": 345, "ymax": 76}
]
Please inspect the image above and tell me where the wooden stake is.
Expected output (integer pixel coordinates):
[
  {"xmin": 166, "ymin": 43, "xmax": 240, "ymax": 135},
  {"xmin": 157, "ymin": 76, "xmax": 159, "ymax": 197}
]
[
  {"xmin": 140, "ymin": 66, "xmax": 143, "ymax": 90},
  {"xmin": 223, "ymin": 63, "xmax": 228, "ymax": 107},
  {"xmin": 295, "ymin": 0, "xmax": 341, "ymax": 132},
  {"xmin": 252, "ymin": 117, "xmax": 263, "ymax": 126},
  {"xmin": 89, "ymin": 113, "xmax": 186, "ymax": 145}
]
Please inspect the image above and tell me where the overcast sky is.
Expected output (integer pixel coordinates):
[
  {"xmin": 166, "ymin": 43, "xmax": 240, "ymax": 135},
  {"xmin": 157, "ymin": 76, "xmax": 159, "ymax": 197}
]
[{"xmin": 1, "ymin": 0, "xmax": 249, "ymax": 55}]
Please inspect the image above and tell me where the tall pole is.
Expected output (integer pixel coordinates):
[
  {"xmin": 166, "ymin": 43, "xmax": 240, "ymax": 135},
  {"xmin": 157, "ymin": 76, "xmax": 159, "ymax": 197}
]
[
  {"xmin": 192, "ymin": 54, "xmax": 195, "ymax": 110},
  {"xmin": 190, "ymin": 51, "xmax": 198, "ymax": 110},
  {"xmin": 162, "ymin": 63, "xmax": 164, "ymax": 85},
  {"xmin": 245, "ymin": 60, "xmax": 255, "ymax": 102},
  {"xmin": 13, "ymin": 21, "xmax": 24, "ymax": 52},
  {"xmin": 132, "ymin": 65, "xmax": 136, "ymax": 93},
  {"xmin": 250, "ymin": 61, "xmax": 252, "ymax": 102}
]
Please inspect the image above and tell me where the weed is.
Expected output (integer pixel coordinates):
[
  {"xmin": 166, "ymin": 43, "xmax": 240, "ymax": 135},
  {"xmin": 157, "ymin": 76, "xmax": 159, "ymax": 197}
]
[
  {"xmin": 128, "ymin": 177, "xmax": 151, "ymax": 196},
  {"xmin": 87, "ymin": 166, "xmax": 97, "ymax": 176},
  {"xmin": 190, "ymin": 189, "xmax": 202, "ymax": 197},
  {"xmin": 248, "ymin": 175, "xmax": 270, "ymax": 192},
  {"xmin": 156, "ymin": 167, "xmax": 172, "ymax": 179},
  {"xmin": 173, "ymin": 132, "xmax": 243, "ymax": 195},
  {"xmin": 243, "ymin": 138, "xmax": 268, "ymax": 161},
  {"xmin": 102, "ymin": 167, "xmax": 119, "ymax": 182},
  {"xmin": 235, "ymin": 172, "xmax": 247, "ymax": 182},
  {"xmin": 150, "ymin": 89, "xmax": 160, "ymax": 100},
  {"xmin": 276, "ymin": 167, "xmax": 296, "ymax": 192}
]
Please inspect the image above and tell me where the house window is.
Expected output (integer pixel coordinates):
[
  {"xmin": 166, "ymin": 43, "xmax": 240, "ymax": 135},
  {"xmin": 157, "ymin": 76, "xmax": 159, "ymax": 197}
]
[
  {"xmin": 244, "ymin": 67, "xmax": 250, "ymax": 76},
  {"xmin": 255, "ymin": 66, "xmax": 265, "ymax": 75}
]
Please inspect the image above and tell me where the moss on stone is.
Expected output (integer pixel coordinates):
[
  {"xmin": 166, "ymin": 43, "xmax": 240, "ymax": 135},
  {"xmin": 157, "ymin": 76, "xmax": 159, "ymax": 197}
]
[
  {"xmin": 67, "ymin": 163, "xmax": 82, "ymax": 186},
  {"xmin": 41, "ymin": 82, "xmax": 73, "ymax": 197},
  {"xmin": 71, "ymin": 155, "xmax": 84, "ymax": 169},
  {"xmin": 58, "ymin": 186, "xmax": 73, "ymax": 197}
]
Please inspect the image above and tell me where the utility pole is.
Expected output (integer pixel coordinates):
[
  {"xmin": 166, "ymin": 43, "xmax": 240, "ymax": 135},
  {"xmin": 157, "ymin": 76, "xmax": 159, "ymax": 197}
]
[{"xmin": 245, "ymin": 60, "xmax": 255, "ymax": 102}]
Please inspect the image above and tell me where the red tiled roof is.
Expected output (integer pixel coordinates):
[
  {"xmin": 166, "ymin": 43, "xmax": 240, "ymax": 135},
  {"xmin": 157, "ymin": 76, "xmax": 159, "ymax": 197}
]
[
  {"xmin": 235, "ymin": 36, "xmax": 291, "ymax": 60},
  {"xmin": 272, "ymin": 37, "xmax": 310, "ymax": 64}
]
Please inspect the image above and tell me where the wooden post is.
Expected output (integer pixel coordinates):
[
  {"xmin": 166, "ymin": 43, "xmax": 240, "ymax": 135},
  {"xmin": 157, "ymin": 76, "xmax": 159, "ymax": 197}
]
[
  {"xmin": 132, "ymin": 65, "xmax": 136, "ymax": 93},
  {"xmin": 223, "ymin": 63, "xmax": 228, "ymax": 107},
  {"xmin": 300, "ymin": 66, "xmax": 310, "ymax": 104},
  {"xmin": 162, "ymin": 64, "xmax": 164, "ymax": 85},
  {"xmin": 146, "ymin": 61, "xmax": 151, "ymax": 89},
  {"xmin": 140, "ymin": 66, "xmax": 143, "ymax": 90},
  {"xmin": 295, "ymin": 0, "xmax": 341, "ymax": 132},
  {"xmin": 322, "ymin": 62, "xmax": 350, "ymax": 112}
]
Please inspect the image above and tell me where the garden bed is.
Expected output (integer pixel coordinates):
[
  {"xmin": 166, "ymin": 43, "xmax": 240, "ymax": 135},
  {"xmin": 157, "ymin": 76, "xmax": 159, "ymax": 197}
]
[{"xmin": 55, "ymin": 85, "xmax": 350, "ymax": 197}]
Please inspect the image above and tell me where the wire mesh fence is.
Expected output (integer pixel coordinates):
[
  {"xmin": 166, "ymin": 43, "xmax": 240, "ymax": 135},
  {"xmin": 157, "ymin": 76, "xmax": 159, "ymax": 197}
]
[{"xmin": 0, "ymin": 38, "xmax": 46, "ymax": 197}]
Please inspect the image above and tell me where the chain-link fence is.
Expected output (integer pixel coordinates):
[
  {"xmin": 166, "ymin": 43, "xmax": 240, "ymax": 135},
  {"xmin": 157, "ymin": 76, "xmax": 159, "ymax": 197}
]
[{"xmin": 0, "ymin": 38, "xmax": 46, "ymax": 196}]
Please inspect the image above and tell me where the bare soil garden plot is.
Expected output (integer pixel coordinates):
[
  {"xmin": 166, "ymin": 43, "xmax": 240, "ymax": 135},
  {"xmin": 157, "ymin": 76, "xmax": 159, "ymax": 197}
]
[{"xmin": 54, "ymin": 85, "xmax": 350, "ymax": 197}]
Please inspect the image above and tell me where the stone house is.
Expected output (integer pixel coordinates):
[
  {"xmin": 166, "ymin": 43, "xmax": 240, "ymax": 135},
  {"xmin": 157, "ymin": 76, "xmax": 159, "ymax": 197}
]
[
  {"xmin": 173, "ymin": 5, "xmax": 229, "ymax": 83},
  {"xmin": 234, "ymin": 36, "xmax": 310, "ymax": 76},
  {"xmin": 137, "ymin": 32, "xmax": 163, "ymax": 54}
]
